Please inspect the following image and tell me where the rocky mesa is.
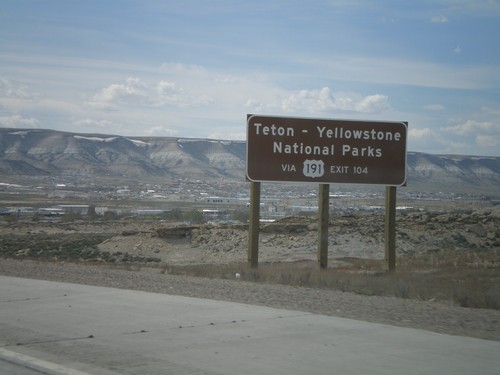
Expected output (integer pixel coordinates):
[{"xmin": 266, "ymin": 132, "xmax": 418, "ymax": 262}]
[{"xmin": 0, "ymin": 127, "xmax": 499, "ymax": 196}]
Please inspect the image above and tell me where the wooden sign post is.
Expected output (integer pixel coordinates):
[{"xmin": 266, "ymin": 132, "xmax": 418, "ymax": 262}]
[
  {"xmin": 248, "ymin": 181, "xmax": 260, "ymax": 268},
  {"xmin": 246, "ymin": 115, "xmax": 407, "ymax": 270},
  {"xmin": 318, "ymin": 184, "xmax": 329, "ymax": 269},
  {"xmin": 385, "ymin": 186, "xmax": 397, "ymax": 272}
]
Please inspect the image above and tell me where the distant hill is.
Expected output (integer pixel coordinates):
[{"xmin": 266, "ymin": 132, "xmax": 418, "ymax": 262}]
[{"xmin": 1, "ymin": 128, "xmax": 499, "ymax": 196}]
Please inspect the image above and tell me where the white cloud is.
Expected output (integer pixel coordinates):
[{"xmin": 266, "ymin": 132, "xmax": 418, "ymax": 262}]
[
  {"xmin": 155, "ymin": 80, "xmax": 184, "ymax": 106},
  {"xmin": 281, "ymin": 87, "xmax": 334, "ymax": 112},
  {"xmin": 5, "ymin": 85, "xmax": 39, "ymax": 101},
  {"xmin": 83, "ymin": 69, "xmax": 395, "ymax": 134},
  {"xmin": 298, "ymin": 56, "xmax": 499, "ymax": 90},
  {"xmin": 407, "ymin": 126, "xmax": 480, "ymax": 155},
  {"xmin": 442, "ymin": 120, "xmax": 497, "ymax": 135},
  {"xmin": 143, "ymin": 125, "xmax": 178, "ymax": 137},
  {"xmin": 480, "ymin": 106, "xmax": 500, "ymax": 116},
  {"xmin": 431, "ymin": 15, "xmax": 449, "ymax": 23},
  {"xmin": 159, "ymin": 62, "xmax": 208, "ymax": 77},
  {"xmin": 0, "ymin": 77, "xmax": 40, "ymax": 107},
  {"xmin": 271, "ymin": 87, "xmax": 389, "ymax": 114},
  {"xmin": 440, "ymin": 119, "xmax": 500, "ymax": 155},
  {"xmin": 356, "ymin": 94, "xmax": 390, "ymax": 113},
  {"xmin": 0, "ymin": 77, "xmax": 12, "ymax": 92},
  {"xmin": 476, "ymin": 134, "xmax": 498, "ymax": 148},
  {"xmin": 436, "ymin": 138, "xmax": 473, "ymax": 154},
  {"xmin": 0, "ymin": 114, "xmax": 40, "ymax": 127},
  {"xmin": 208, "ymin": 130, "xmax": 246, "ymax": 141},
  {"xmin": 74, "ymin": 118, "xmax": 122, "ymax": 130},
  {"xmin": 244, "ymin": 99, "xmax": 266, "ymax": 112},
  {"xmin": 87, "ymin": 77, "xmax": 150, "ymax": 109},
  {"xmin": 409, "ymin": 127, "xmax": 434, "ymax": 139},
  {"xmin": 87, "ymin": 76, "xmax": 212, "ymax": 110},
  {"xmin": 1, "ymin": 53, "xmax": 497, "ymax": 156}
]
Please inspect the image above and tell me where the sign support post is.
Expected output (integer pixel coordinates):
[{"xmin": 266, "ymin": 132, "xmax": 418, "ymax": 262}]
[
  {"xmin": 317, "ymin": 184, "xmax": 329, "ymax": 269},
  {"xmin": 248, "ymin": 181, "xmax": 260, "ymax": 268},
  {"xmin": 385, "ymin": 186, "xmax": 397, "ymax": 271}
]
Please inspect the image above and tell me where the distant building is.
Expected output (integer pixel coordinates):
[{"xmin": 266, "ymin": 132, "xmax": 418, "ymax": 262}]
[
  {"xmin": 38, "ymin": 207, "xmax": 65, "ymax": 218},
  {"xmin": 132, "ymin": 209, "xmax": 170, "ymax": 216},
  {"xmin": 2, "ymin": 207, "xmax": 35, "ymax": 219},
  {"xmin": 202, "ymin": 209, "xmax": 227, "ymax": 219},
  {"xmin": 56, "ymin": 205, "xmax": 92, "ymax": 216},
  {"xmin": 204, "ymin": 197, "xmax": 231, "ymax": 204},
  {"xmin": 288, "ymin": 206, "xmax": 318, "ymax": 213}
]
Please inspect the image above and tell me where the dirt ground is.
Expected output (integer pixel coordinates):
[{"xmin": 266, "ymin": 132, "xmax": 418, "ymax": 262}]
[
  {"xmin": 1, "ymin": 207, "xmax": 500, "ymax": 340},
  {"xmin": 2, "ymin": 207, "xmax": 498, "ymax": 265},
  {"xmin": 128, "ymin": 205, "xmax": 491, "ymax": 267}
]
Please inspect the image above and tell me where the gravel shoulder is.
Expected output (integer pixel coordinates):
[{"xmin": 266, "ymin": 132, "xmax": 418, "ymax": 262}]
[{"xmin": 1, "ymin": 259, "xmax": 499, "ymax": 342}]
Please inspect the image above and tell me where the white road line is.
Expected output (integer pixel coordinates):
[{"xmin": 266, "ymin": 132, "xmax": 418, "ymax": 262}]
[{"xmin": 0, "ymin": 347, "xmax": 93, "ymax": 375}]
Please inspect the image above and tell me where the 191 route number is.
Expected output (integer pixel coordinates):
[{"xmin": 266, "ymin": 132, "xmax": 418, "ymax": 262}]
[{"xmin": 303, "ymin": 159, "xmax": 324, "ymax": 178}]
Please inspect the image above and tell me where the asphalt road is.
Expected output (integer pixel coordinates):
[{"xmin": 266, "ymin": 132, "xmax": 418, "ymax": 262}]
[{"xmin": 1, "ymin": 275, "xmax": 499, "ymax": 375}]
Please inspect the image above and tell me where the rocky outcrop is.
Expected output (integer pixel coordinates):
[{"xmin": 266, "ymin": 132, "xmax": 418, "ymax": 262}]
[
  {"xmin": 0, "ymin": 208, "xmax": 498, "ymax": 266},
  {"xmin": 148, "ymin": 208, "xmax": 500, "ymax": 262}
]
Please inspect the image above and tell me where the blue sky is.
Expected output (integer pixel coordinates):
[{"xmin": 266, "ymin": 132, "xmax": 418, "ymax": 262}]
[{"xmin": 1, "ymin": 0, "xmax": 499, "ymax": 156}]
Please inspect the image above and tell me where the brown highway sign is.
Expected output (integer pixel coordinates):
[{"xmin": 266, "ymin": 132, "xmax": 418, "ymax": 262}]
[{"xmin": 246, "ymin": 114, "xmax": 407, "ymax": 185}]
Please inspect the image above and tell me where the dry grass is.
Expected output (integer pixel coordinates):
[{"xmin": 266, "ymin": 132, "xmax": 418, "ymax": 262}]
[{"xmin": 163, "ymin": 250, "xmax": 500, "ymax": 310}]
